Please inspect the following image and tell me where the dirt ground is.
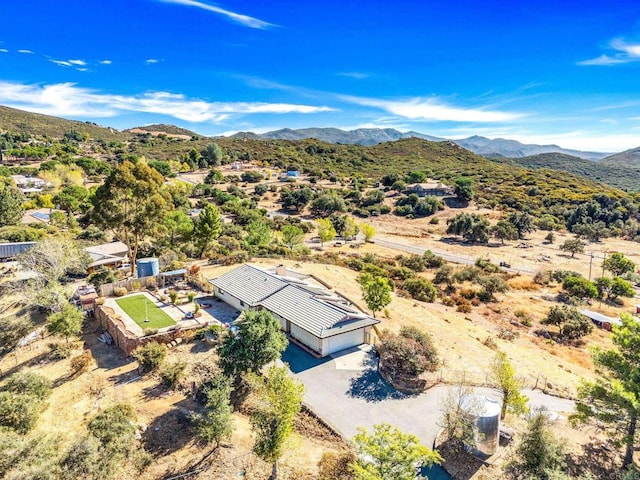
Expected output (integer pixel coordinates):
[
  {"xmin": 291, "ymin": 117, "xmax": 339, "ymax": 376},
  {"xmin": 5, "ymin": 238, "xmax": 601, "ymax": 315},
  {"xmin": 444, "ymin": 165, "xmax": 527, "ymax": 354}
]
[{"xmin": 0, "ymin": 315, "xmax": 347, "ymax": 480}]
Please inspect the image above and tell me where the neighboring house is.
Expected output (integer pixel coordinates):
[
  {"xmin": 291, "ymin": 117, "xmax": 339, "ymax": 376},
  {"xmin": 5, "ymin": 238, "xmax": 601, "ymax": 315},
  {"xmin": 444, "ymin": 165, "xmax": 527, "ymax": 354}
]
[
  {"xmin": 209, "ymin": 264, "xmax": 379, "ymax": 357},
  {"xmin": 22, "ymin": 208, "xmax": 64, "ymax": 225},
  {"xmin": 10, "ymin": 175, "xmax": 46, "ymax": 194},
  {"xmin": 407, "ymin": 182, "xmax": 453, "ymax": 197},
  {"xmin": 85, "ymin": 241, "xmax": 130, "ymax": 273},
  {"xmin": 0, "ymin": 242, "xmax": 37, "ymax": 261},
  {"xmin": 230, "ymin": 161, "xmax": 243, "ymax": 170},
  {"xmin": 280, "ymin": 170, "xmax": 301, "ymax": 181},
  {"xmin": 580, "ymin": 309, "xmax": 622, "ymax": 331}
]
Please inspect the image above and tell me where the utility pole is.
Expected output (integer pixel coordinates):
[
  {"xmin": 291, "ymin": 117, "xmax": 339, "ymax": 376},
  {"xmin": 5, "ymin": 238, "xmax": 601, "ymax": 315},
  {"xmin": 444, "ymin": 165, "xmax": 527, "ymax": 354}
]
[{"xmin": 588, "ymin": 252, "xmax": 594, "ymax": 281}]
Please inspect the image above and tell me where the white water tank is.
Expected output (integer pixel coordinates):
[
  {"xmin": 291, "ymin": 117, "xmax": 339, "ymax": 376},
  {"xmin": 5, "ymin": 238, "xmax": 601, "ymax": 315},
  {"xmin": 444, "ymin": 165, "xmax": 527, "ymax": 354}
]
[{"xmin": 460, "ymin": 395, "xmax": 501, "ymax": 457}]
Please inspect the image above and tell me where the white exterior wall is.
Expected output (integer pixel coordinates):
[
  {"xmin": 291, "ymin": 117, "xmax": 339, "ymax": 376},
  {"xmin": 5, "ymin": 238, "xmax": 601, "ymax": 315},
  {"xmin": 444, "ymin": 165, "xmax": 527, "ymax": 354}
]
[
  {"xmin": 290, "ymin": 324, "xmax": 322, "ymax": 354},
  {"xmin": 214, "ymin": 287, "xmax": 248, "ymax": 312},
  {"xmin": 269, "ymin": 311, "xmax": 289, "ymax": 332},
  {"xmin": 322, "ymin": 329, "xmax": 365, "ymax": 356}
]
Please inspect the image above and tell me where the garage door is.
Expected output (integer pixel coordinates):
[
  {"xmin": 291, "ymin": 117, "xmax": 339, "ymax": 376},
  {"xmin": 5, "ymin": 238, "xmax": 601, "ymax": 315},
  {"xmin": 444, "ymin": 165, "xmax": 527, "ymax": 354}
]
[{"xmin": 326, "ymin": 329, "xmax": 365, "ymax": 356}]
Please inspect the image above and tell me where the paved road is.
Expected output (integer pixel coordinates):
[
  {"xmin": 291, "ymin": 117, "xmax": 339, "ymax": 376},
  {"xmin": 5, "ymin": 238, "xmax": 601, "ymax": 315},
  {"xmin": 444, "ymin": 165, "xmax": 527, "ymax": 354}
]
[
  {"xmin": 282, "ymin": 344, "xmax": 574, "ymax": 447},
  {"xmin": 373, "ymin": 236, "xmax": 537, "ymax": 274}
]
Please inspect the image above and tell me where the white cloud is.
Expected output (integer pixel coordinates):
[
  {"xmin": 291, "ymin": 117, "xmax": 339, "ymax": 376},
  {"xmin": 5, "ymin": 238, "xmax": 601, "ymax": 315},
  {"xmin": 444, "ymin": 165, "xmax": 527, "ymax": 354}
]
[
  {"xmin": 579, "ymin": 38, "xmax": 640, "ymax": 66},
  {"xmin": 337, "ymin": 72, "xmax": 370, "ymax": 80},
  {"xmin": 157, "ymin": 0, "xmax": 274, "ymax": 29},
  {"xmin": 146, "ymin": 58, "xmax": 159, "ymax": 64},
  {"xmin": 50, "ymin": 59, "xmax": 72, "ymax": 67},
  {"xmin": 68, "ymin": 59, "xmax": 86, "ymax": 66},
  {"xmin": 0, "ymin": 49, "xmax": 8, "ymax": 53},
  {"xmin": 100, "ymin": 60, "xmax": 112, "ymax": 65},
  {"xmin": 0, "ymin": 81, "xmax": 333, "ymax": 123},
  {"xmin": 18, "ymin": 49, "xmax": 33, "ymax": 54},
  {"xmin": 341, "ymin": 95, "xmax": 522, "ymax": 123}
]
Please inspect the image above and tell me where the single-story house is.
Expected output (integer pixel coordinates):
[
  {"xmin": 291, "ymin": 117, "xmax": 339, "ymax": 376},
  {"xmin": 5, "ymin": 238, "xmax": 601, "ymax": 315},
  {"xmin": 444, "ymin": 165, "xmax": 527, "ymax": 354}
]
[
  {"xmin": 407, "ymin": 182, "xmax": 453, "ymax": 197},
  {"xmin": 85, "ymin": 241, "xmax": 130, "ymax": 273},
  {"xmin": 209, "ymin": 264, "xmax": 379, "ymax": 357},
  {"xmin": 0, "ymin": 241, "xmax": 37, "ymax": 261},
  {"xmin": 10, "ymin": 175, "xmax": 46, "ymax": 192},
  {"xmin": 580, "ymin": 309, "xmax": 622, "ymax": 331}
]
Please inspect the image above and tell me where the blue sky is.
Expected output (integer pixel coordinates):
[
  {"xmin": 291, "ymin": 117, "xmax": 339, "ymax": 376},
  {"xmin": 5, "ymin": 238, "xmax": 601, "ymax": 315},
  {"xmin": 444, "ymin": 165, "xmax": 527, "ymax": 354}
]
[{"xmin": 1, "ymin": 0, "xmax": 639, "ymax": 152}]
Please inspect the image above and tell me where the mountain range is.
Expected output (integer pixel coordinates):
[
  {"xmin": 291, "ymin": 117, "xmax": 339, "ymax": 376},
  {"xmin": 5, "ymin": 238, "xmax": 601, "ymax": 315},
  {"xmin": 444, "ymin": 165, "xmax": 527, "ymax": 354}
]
[
  {"xmin": 0, "ymin": 104, "xmax": 633, "ymax": 164},
  {"xmin": 229, "ymin": 127, "xmax": 609, "ymax": 161}
]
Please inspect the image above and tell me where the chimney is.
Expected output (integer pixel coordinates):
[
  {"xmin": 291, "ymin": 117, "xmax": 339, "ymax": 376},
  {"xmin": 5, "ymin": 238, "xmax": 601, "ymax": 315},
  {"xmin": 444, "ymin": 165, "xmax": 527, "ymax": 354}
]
[{"xmin": 275, "ymin": 264, "xmax": 287, "ymax": 277}]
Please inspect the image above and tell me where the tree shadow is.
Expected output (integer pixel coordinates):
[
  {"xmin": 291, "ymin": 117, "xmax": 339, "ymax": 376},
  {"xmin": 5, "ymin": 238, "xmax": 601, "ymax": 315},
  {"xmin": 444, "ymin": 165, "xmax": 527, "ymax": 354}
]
[
  {"xmin": 347, "ymin": 368, "xmax": 414, "ymax": 403},
  {"xmin": 82, "ymin": 329, "xmax": 134, "ymax": 371},
  {"xmin": 143, "ymin": 398, "xmax": 200, "ymax": 457},
  {"xmin": 566, "ymin": 440, "xmax": 621, "ymax": 478},
  {"xmin": 435, "ymin": 439, "xmax": 487, "ymax": 480},
  {"xmin": 443, "ymin": 198, "xmax": 468, "ymax": 209}
]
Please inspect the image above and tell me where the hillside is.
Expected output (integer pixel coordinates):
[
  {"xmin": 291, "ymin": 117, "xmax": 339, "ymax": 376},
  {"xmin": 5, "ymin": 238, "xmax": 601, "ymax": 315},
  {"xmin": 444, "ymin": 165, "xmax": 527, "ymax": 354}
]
[
  {"xmin": 226, "ymin": 127, "xmax": 608, "ymax": 159},
  {"xmin": 454, "ymin": 135, "xmax": 607, "ymax": 161},
  {"xmin": 210, "ymin": 136, "xmax": 625, "ymax": 215},
  {"xmin": 494, "ymin": 152, "xmax": 640, "ymax": 191},
  {"xmin": 0, "ymin": 105, "xmax": 125, "ymax": 141},
  {"xmin": 601, "ymin": 146, "xmax": 640, "ymax": 168},
  {"xmin": 126, "ymin": 124, "xmax": 201, "ymax": 137},
  {"xmin": 250, "ymin": 127, "xmax": 442, "ymax": 145}
]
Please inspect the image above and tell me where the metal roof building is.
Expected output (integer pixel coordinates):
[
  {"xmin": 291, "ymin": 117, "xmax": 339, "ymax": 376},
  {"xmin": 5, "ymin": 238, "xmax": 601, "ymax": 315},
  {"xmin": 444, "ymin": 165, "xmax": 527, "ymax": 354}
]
[{"xmin": 209, "ymin": 264, "xmax": 379, "ymax": 357}]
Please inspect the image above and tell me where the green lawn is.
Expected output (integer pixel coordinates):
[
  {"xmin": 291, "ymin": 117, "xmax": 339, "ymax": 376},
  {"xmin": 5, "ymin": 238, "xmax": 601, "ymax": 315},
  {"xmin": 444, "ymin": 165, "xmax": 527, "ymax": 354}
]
[{"xmin": 116, "ymin": 294, "xmax": 176, "ymax": 329}]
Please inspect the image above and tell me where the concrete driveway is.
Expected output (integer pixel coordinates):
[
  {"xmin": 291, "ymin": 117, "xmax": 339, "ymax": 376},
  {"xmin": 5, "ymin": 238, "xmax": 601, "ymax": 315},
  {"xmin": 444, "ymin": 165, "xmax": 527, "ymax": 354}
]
[{"xmin": 281, "ymin": 343, "xmax": 575, "ymax": 447}]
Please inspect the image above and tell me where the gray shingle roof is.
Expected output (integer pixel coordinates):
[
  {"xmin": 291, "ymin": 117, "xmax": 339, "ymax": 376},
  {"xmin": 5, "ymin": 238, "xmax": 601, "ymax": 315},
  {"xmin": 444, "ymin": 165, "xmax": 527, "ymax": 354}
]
[
  {"xmin": 209, "ymin": 264, "xmax": 379, "ymax": 337},
  {"xmin": 209, "ymin": 264, "xmax": 288, "ymax": 307},
  {"xmin": 259, "ymin": 284, "xmax": 378, "ymax": 338}
]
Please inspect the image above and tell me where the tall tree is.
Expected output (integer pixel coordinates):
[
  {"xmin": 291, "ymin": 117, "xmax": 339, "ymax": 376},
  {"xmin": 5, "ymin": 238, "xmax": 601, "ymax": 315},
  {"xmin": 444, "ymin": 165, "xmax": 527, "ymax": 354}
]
[
  {"xmin": 454, "ymin": 177, "xmax": 473, "ymax": 202},
  {"xmin": 351, "ymin": 423, "xmax": 441, "ymax": 480},
  {"xmin": 491, "ymin": 220, "xmax": 518, "ymax": 244},
  {"xmin": 507, "ymin": 212, "xmax": 537, "ymax": 239},
  {"xmin": 446, "ymin": 213, "xmax": 490, "ymax": 243},
  {"xmin": 161, "ymin": 210, "xmax": 193, "ymax": 247},
  {"xmin": 573, "ymin": 313, "xmax": 640, "ymax": 469},
  {"xmin": 193, "ymin": 204, "xmax": 222, "ymax": 258},
  {"xmin": 245, "ymin": 220, "xmax": 272, "ymax": 248},
  {"xmin": 603, "ymin": 252, "xmax": 636, "ymax": 277},
  {"xmin": 218, "ymin": 310, "xmax": 288, "ymax": 377},
  {"xmin": 358, "ymin": 273, "xmax": 392, "ymax": 318},
  {"xmin": 53, "ymin": 185, "xmax": 89, "ymax": 217},
  {"xmin": 560, "ymin": 239, "xmax": 585, "ymax": 258},
  {"xmin": 201, "ymin": 142, "xmax": 225, "ymax": 166},
  {"xmin": 248, "ymin": 365, "xmax": 304, "ymax": 480},
  {"xmin": 0, "ymin": 184, "xmax": 24, "ymax": 227},
  {"xmin": 92, "ymin": 160, "xmax": 169, "ymax": 276},
  {"xmin": 489, "ymin": 351, "xmax": 529, "ymax": 420},
  {"xmin": 316, "ymin": 218, "xmax": 336, "ymax": 246},
  {"xmin": 280, "ymin": 224, "xmax": 304, "ymax": 250},
  {"xmin": 198, "ymin": 373, "xmax": 234, "ymax": 449},
  {"xmin": 360, "ymin": 223, "xmax": 376, "ymax": 242},
  {"xmin": 47, "ymin": 303, "xmax": 83, "ymax": 344},
  {"xmin": 513, "ymin": 411, "xmax": 566, "ymax": 479}
]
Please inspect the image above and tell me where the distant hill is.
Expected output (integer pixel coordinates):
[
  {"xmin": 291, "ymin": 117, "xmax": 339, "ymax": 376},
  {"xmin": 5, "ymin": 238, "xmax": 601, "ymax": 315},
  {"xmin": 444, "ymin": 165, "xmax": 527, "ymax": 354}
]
[
  {"xmin": 227, "ymin": 127, "xmax": 608, "ymax": 160},
  {"xmin": 495, "ymin": 152, "xmax": 640, "ymax": 191},
  {"xmin": 600, "ymin": 146, "xmax": 640, "ymax": 168},
  {"xmin": 0, "ymin": 105, "xmax": 124, "ymax": 141},
  {"xmin": 126, "ymin": 124, "xmax": 201, "ymax": 137},
  {"xmin": 454, "ymin": 135, "xmax": 607, "ymax": 161},
  {"xmin": 231, "ymin": 127, "xmax": 442, "ymax": 146}
]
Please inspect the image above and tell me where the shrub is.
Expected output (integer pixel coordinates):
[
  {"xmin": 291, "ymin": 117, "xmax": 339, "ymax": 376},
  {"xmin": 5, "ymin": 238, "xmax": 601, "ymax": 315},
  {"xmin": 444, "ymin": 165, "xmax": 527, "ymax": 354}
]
[
  {"xmin": 113, "ymin": 287, "xmax": 128, "ymax": 297},
  {"xmin": 70, "ymin": 350, "xmax": 93, "ymax": 375},
  {"xmin": 379, "ymin": 326, "xmax": 439, "ymax": 377},
  {"xmin": 543, "ymin": 306, "xmax": 593, "ymax": 341},
  {"xmin": 168, "ymin": 290, "xmax": 178, "ymax": 304},
  {"xmin": 397, "ymin": 254, "xmax": 426, "ymax": 272},
  {"xmin": 87, "ymin": 403, "xmax": 137, "ymax": 457},
  {"xmin": 48, "ymin": 341, "xmax": 72, "ymax": 359},
  {"xmin": 160, "ymin": 361, "xmax": 187, "ymax": 389},
  {"xmin": 0, "ymin": 392, "xmax": 43, "ymax": 433},
  {"xmin": 423, "ymin": 250, "xmax": 444, "ymax": 268},
  {"xmin": 403, "ymin": 277, "xmax": 438, "ymax": 302},
  {"xmin": 187, "ymin": 292, "xmax": 196, "ymax": 303},
  {"xmin": 318, "ymin": 450, "xmax": 356, "ymax": 480},
  {"xmin": 132, "ymin": 342, "xmax": 166, "ymax": 373},
  {"xmin": 0, "ymin": 315, "xmax": 32, "ymax": 356},
  {"xmin": 1, "ymin": 372, "xmax": 52, "ymax": 400}
]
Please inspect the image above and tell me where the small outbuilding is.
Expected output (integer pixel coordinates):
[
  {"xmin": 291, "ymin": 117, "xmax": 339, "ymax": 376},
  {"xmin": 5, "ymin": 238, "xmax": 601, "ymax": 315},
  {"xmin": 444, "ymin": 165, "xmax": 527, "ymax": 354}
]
[
  {"xmin": 580, "ymin": 309, "xmax": 622, "ymax": 331},
  {"xmin": 209, "ymin": 264, "xmax": 379, "ymax": 357},
  {"xmin": 85, "ymin": 241, "xmax": 130, "ymax": 273}
]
